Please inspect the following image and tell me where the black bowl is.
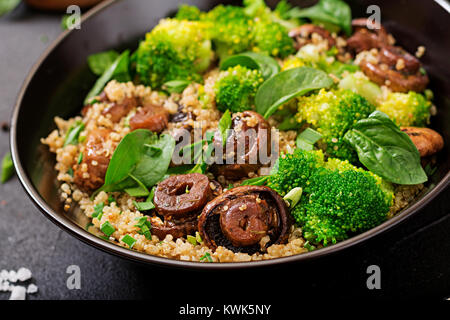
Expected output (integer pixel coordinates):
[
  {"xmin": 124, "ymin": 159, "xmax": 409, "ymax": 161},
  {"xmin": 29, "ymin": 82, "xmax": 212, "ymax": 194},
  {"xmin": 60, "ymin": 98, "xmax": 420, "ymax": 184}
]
[{"xmin": 10, "ymin": 0, "xmax": 450, "ymax": 269}]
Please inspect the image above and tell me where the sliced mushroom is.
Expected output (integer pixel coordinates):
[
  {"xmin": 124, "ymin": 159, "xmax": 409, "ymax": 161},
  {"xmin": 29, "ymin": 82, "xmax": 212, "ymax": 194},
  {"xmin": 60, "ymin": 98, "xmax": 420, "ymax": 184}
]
[
  {"xmin": 73, "ymin": 128, "xmax": 111, "ymax": 191},
  {"xmin": 129, "ymin": 103, "xmax": 169, "ymax": 133},
  {"xmin": 154, "ymin": 173, "xmax": 212, "ymax": 218},
  {"xmin": 346, "ymin": 18, "xmax": 390, "ymax": 54},
  {"xmin": 212, "ymin": 111, "xmax": 271, "ymax": 180},
  {"xmin": 150, "ymin": 215, "xmax": 198, "ymax": 240},
  {"xmin": 401, "ymin": 127, "xmax": 444, "ymax": 157},
  {"xmin": 289, "ymin": 24, "xmax": 336, "ymax": 50},
  {"xmin": 359, "ymin": 46, "xmax": 429, "ymax": 92},
  {"xmin": 198, "ymin": 185, "xmax": 292, "ymax": 254}
]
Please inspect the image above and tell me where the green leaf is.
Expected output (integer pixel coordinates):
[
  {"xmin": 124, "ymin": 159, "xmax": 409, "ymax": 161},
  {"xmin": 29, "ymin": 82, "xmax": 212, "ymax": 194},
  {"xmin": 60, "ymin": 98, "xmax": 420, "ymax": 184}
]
[
  {"xmin": 255, "ymin": 67, "xmax": 333, "ymax": 118},
  {"xmin": 99, "ymin": 129, "xmax": 175, "ymax": 193},
  {"xmin": 84, "ymin": 50, "xmax": 131, "ymax": 105},
  {"xmin": 343, "ymin": 111, "xmax": 427, "ymax": 185},
  {"xmin": 64, "ymin": 121, "xmax": 85, "ymax": 147},
  {"xmin": 162, "ymin": 80, "xmax": 191, "ymax": 94},
  {"xmin": 87, "ymin": 50, "xmax": 120, "ymax": 76},
  {"xmin": 1, "ymin": 152, "xmax": 14, "ymax": 183},
  {"xmin": 220, "ymin": 52, "xmax": 280, "ymax": 80},
  {"xmin": 240, "ymin": 175, "xmax": 269, "ymax": 186},
  {"xmin": 290, "ymin": 0, "xmax": 352, "ymax": 36},
  {"xmin": 0, "ymin": 0, "xmax": 20, "ymax": 17},
  {"xmin": 218, "ymin": 109, "xmax": 232, "ymax": 147}
]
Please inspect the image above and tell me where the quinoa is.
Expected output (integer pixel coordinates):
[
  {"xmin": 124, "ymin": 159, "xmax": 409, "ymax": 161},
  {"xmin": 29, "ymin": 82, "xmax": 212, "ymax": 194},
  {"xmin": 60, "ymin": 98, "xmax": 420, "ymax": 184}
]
[{"xmin": 42, "ymin": 72, "xmax": 427, "ymax": 263}]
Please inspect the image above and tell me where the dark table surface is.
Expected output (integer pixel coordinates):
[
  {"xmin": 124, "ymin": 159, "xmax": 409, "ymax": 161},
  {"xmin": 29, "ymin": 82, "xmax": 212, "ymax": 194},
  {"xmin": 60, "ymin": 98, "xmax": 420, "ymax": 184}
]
[{"xmin": 0, "ymin": 3, "xmax": 449, "ymax": 303}]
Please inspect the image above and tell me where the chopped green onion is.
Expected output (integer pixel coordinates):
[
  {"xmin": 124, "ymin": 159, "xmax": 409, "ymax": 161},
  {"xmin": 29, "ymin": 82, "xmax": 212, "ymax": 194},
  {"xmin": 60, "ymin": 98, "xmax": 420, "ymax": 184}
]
[
  {"xmin": 134, "ymin": 217, "xmax": 152, "ymax": 239},
  {"xmin": 162, "ymin": 80, "xmax": 191, "ymax": 94},
  {"xmin": 296, "ymin": 128, "xmax": 322, "ymax": 150},
  {"xmin": 64, "ymin": 121, "xmax": 85, "ymax": 147},
  {"xmin": 100, "ymin": 221, "xmax": 116, "ymax": 237},
  {"xmin": 199, "ymin": 252, "xmax": 213, "ymax": 262},
  {"xmin": 108, "ymin": 195, "xmax": 116, "ymax": 204},
  {"xmin": 240, "ymin": 175, "xmax": 269, "ymax": 186},
  {"xmin": 77, "ymin": 152, "xmax": 83, "ymax": 164},
  {"xmin": 187, "ymin": 235, "xmax": 197, "ymax": 246},
  {"xmin": 78, "ymin": 135, "xmax": 86, "ymax": 143},
  {"xmin": 1, "ymin": 152, "xmax": 14, "ymax": 183},
  {"xmin": 67, "ymin": 168, "xmax": 74, "ymax": 177},
  {"xmin": 85, "ymin": 222, "xmax": 94, "ymax": 231},
  {"xmin": 92, "ymin": 202, "xmax": 104, "ymax": 219},
  {"xmin": 283, "ymin": 187, "xmax": 303, "ymax": 208},
  {"xmin": 218, "ymin": 109, "xmax": 231, "ymax": 147},
  {"xmin": 121, "ymin": 234, "xmax": 137, "ymax": 248},
  {"xmin": 133, "ymin": 200, "xmax": 155, "ymax": 212}
]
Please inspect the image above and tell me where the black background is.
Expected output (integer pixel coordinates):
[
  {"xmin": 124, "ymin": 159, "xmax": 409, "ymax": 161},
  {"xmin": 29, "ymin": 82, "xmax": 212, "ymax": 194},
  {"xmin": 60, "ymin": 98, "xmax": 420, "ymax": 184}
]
[{"xmin": 0, "ymin": 2, "xmax": 449, "ymax": 302}]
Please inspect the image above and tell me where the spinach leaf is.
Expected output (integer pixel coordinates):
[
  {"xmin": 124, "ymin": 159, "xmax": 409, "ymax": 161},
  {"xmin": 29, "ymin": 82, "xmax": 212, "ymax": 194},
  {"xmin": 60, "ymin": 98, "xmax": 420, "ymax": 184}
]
[
  {"xmin": 1, "ymin": 152, "xmax": 14, "ymax": 183},
  {"xmin": 220, "ymin": 52, "xmax": 280, "ymax": 80},
  {"xmin": 290, "ymin": 0, "xmax": 352, "ymax": 36},
  {"xmin": 162, "ymin": 80, "xmax": 191, "ymax": 94},
  {"xmin": 0, "ymin": 0, "xmax": 20, "ymax": 17},
  {"xmin": 87, "ymin": 50, "xmax": 120, "ymax": 76},
  {"xmin": 343, "ymin": 111, "xmax": 427, "ymax": 185},
  {"xmin": 99, "ymin": 129, "xmax": 175, "ymax": 192},
  {"xmin": 255, "ymin": 67, "xmax": 333, "ymax": 118},
  {"xmin": 218, "ymin": 109, "xmax": 232, "ymax": 146},
  {"xmin": 64, "ymin": 121, "xmax": 85, "ymax": 147},
  {"xmin": 84, "ymin": 50, "xmax": 131, "ymax": 105}
]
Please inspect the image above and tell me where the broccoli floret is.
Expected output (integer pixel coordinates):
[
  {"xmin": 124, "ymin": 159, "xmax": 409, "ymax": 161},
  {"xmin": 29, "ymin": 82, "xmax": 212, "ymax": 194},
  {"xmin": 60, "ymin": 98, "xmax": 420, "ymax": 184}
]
[
  {"xmin": 136, "ymin": 19, "xmax": 213, "ymax": 88},
  {"xmin": 281, "ymin": 56, "xmax": 306, "ymax": 71},
  {"xmin": 205, "ymin": 5, "xmax": 254, "ymax": 59},
  {"xmin": 377, "ymin": 91, "xmax": 431, "ymax": 127},
  {"xmin": 175, "ymin": 4, "xmax": 203, "ymax": 21},
  {"xmin": 268, "ymin": 149, "xmax": 393, "ymax": 246},
  {"xmin": 296, "ymin": 88, "xmax": 376, "ymax": 163},
  {"xmin": 251, "ymin": 20, "xmax": 295, "ymax": 58},
  {"xmin": 214, "ymin": 65, "xmax": 264, "ymax": 113}
]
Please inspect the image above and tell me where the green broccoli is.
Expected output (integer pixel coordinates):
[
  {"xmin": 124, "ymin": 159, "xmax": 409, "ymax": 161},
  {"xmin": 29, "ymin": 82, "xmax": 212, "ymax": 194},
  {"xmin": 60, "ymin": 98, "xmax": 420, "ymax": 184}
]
[
  {"xmin": 268, "ymin": 149, "xmax": 394, "ymax": 246},
  {"xmin": 204, "ymin": 5, "xmax": 254, "ymax": 59},
  {"xmin": 377, "ymin": 91, "xmax": 431, "ymax": 127},
  {"xmin": 175, "ymin": 4, "xmax": 203, "ymax": 21},
  {"xmin": 135, "ymin": 18, "xmax": 213, "ymax": 88},
  {"xmin": 251, "ymin": 20, "xmax": 295, "ymax": 58},
  {"xmin": 296, "ymin": 88, "xmax": 376, "ymax": 163},
  {"xmin": 214, "ymin": 65, "xmax": 264, "ymax": 113}
]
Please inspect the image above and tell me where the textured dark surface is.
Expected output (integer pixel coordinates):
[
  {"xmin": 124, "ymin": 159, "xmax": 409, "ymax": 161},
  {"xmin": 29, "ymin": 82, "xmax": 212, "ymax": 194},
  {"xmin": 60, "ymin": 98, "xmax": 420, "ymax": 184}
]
[{"xmin": 0, "ymin": 2, "xmax": 449, "ymax": 302}]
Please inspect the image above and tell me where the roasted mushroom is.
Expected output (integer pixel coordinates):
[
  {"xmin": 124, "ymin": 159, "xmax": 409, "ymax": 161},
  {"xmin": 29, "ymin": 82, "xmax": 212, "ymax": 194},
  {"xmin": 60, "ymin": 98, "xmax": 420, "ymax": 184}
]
[
  {"xmin": 129, "ymin": 103, "xmax": 169, "ymax": 133},
  {"xmin": 346, "ymin": 18, "xmax": 389, "ymax": 54},
  {"xmin": 359, "ymin": 45, "xmax": 429, "ymax": 92},
  {"xmin": 102, "ymin": 96, "xmax": 139, "ymax": 123},
  {"xmin": 402, "ymin": 127, "xmax": 444, "ymax": 157},
  {"xmin": 212, "ymin": 111, "xmax": 271, "ymax": 180},
  {"xmin": 288, "ymin": 24, "xmax": 336, "ymax": 50},
  {"xmin": 198, "ymin": 185, "xmax": 292, "ymax": 254},
  {"xmin": 73, "ymin": 128, "xmax": 111, "ymax": 191},
  {"xmin": 151, "ymin": 173, "xmax": 218, "ymax": 239}
]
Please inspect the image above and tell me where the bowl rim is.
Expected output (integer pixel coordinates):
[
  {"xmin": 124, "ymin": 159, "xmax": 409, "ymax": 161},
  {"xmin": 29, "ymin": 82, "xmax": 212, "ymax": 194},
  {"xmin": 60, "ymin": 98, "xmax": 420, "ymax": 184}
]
[{"xmin": 10, "ymin": 0, "xmax": 450, "ymax": 270}]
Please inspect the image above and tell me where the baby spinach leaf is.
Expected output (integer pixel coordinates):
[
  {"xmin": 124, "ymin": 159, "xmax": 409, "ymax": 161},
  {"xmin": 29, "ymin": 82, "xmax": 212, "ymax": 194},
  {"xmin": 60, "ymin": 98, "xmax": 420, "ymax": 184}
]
[
  {"xmin": 162, "ymin": 80, "xmax": 191, "ymax": 94},
  {"xmin": 84, "ymin": 50, "xmax": 131, "ymax": 105},
  {"xmin": 64, "ymin": 121, "xmax": 85, "ymax": 147},
  {"xmin": 290, "ymin": 0, "xmax": 352, "ymax": 36},
  {"xmin": 1, "ymin": 152, "xmax": 14, "ymax": 183},
  {"xmin": 218, "ymin": 109, "xmax": 232, "ymax": 146},
  {"xmin": 0, "ymin": 0, "xmax": 20, "ymax": 17},
  {"xmin": 343, "ymin": 111, "xmax": 427, "ymax": 185},
  {"xmin": 87, "ymin": 50, "xmax": 120, "ymax": 76},
  {"xmin": 99, "ymin": 129, "xmax": 175, "ymax": 193},
  {"xmin": 220, "ymin": 52, "xmax": 280, "ymax": 80},
  {"xmin": 255, "ymin": 67, "xmax": 333, "ymax": 118}
]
